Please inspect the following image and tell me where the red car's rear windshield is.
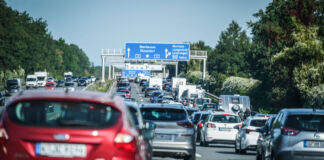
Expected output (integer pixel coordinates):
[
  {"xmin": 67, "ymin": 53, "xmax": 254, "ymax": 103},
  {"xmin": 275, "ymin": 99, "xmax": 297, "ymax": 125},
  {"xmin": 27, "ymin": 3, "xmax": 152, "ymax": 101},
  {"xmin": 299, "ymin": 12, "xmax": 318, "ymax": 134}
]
[{"xmin": 8, "ymin": 100, "xmax": 120, "ymax": 129}]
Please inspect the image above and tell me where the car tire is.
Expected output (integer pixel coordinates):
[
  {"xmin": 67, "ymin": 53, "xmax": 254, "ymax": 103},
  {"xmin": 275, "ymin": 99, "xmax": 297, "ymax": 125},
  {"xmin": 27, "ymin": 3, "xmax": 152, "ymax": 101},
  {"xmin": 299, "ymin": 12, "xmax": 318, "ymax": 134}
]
[
  {"xmin": 256, "ymin": 150, "xmax": 262, "ymax": 160},
  {"xmin": 240, "ymin": 140, "xmax": 246, "ymax": 154},
  {"xmin": 184, "ymin": 154, "xmax": 196, "ymax": 160},
  {"xmin": 234, "ymin": 140, "xmax": 239, "ymax": 154}
]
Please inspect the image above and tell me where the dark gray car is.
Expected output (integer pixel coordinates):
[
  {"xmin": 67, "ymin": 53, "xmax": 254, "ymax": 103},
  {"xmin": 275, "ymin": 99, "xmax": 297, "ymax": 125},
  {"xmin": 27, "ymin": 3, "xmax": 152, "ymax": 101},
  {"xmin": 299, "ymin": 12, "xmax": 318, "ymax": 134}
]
[
  {"xmin": 256, "ymin": 115, "xmax": 276, "ymax": 160},
  {"xmin": 140, "ymin": 104, "xmax": 196, "ymax": 160}
]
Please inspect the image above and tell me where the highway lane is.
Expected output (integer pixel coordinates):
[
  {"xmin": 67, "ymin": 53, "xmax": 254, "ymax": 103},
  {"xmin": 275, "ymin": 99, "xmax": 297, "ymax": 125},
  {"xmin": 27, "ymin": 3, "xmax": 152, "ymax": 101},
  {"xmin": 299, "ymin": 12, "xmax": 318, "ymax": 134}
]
[
  {"xmin": 128, "ymin": 82, "xmax": 256, "ymax": 160},
  {"xmin": 0, "ymin": 82, "xmax": 92, "ymax": 111}
]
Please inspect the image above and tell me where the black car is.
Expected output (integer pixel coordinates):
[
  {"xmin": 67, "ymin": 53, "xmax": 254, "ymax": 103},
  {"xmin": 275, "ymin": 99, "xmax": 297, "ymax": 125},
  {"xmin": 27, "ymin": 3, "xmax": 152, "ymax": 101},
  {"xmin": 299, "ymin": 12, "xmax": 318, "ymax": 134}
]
[
  {"xmin": 125, "ymin": 102, "xmax": 155, "ymax": 160},
  {"xmin": 56, "ymin": 80, "xmax": 65, "ymax": 87},
  {"xmin": 117, "ymin": 82, "xmax": 131, "ymax": 91},
  {"xmin": 192, "ymin": 111, "xmax": 211, "ymax": 142},
  {"xmin": 144, "ymin": 87, "xmax": 159, "ymax": 97},
  {"xmin": 256, "ymin": 115, "xmax": 277, "ymax": 160},
  {"xmin": 0, "ymin": 92, "xmax": 5, "ymax": 106},
  {"xmin": 78, "ymin": 79, "xmax": 87, "ymax": 86}
]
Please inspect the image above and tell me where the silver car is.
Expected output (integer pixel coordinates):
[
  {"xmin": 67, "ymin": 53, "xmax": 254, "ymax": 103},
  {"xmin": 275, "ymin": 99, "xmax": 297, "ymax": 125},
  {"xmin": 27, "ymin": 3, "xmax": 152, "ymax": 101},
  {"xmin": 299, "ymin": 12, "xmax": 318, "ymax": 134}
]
[
  {"xmin": 266, "ymin": 108, "xmax": 324, "ymax": 160},
  {"xmin": 140, "ymin": 104, "xmax": 196, "ymax": 160}
]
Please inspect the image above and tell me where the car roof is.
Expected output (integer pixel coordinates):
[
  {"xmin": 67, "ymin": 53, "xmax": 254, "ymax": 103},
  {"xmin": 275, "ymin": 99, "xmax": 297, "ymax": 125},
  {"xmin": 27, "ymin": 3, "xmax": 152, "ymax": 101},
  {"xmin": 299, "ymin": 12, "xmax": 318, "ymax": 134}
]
[
  {"xmin": 125, "ymin": 102, "xmax": 139, "ymax": 109},
  {"xmin": 281, "ymin": 108, "xmax": 324, "ymax": 115},
  {"xmin": 140, "ymin": 103, "xmax": 184, "ymax": 109},
  {"xmin": 210, "ymin": 112, "xmax": 237, "ymax": 116},
  {"xmin": 246, "ymin": 116, "xmax": 269, "ymax": 121},
  {"xmin": 6, "ymin": 90, "xmax": 123, "ymax": 109}
]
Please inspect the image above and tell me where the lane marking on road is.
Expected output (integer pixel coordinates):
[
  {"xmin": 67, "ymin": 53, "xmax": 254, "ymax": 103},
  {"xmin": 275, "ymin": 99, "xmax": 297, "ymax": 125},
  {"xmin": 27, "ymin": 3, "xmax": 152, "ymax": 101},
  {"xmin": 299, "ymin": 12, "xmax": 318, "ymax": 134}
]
[
  {"xmin": 196, "ymin": 153, "xmax": 202, "ymax": 158},
  {"xmin": 81, "ymin": 82, "xmax": 94, "ymax": 91}
]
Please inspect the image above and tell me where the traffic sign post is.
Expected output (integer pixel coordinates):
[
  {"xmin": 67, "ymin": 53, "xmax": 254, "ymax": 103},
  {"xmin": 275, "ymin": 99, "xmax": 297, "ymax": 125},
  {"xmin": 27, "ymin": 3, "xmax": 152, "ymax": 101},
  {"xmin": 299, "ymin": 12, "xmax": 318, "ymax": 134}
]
[
  {"xmin": 122, "ymin": 70, "xmax": 151, "ymax": 77},
  {"xmin": 125, "ymin": 43, "xmax": 190, "ymax": 61}
]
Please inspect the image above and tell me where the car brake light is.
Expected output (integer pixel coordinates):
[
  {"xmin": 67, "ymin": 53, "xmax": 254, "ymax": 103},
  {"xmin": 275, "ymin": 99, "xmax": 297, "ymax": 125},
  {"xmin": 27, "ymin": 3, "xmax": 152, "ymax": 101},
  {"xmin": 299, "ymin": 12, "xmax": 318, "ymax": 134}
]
[
  {"xmin": 282, "ymin": 127, "xmax": 300, "ymax": 136},
  {"xmin": 245, "ymin": 129, "xmax": 255, "ymax": 134},
  {"xmin": 207, "ymin": 123, "xmax": 216, "ymax": 128},
  {"xmin": 0, "ymin": 124, "xmax": 8, "ymax": 143},
  {"xmin": 114, "ymin": 133, "xmax": 136, "ymax": 152},
  {"xmin": 198, "ymin": 122, "xmax": 203, "ymax": 128},
  {"xmin": 177, "ymin": 122, "xmax": 193, "ymax": 128}
]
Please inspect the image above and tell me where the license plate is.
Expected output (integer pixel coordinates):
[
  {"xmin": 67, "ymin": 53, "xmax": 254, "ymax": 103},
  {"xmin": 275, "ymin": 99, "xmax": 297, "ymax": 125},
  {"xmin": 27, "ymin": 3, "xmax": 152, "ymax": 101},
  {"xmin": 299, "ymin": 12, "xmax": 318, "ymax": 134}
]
[
  {"xmin": 35, "ymin": 143, "xmax": 86, "ymax": 157},
  {"xmin": 155, "ymin": 134, "xmax": 172, "ymax": 141},
  {"xmin": 219, "ymin": 128, "xmax": 231, "ymax": 132},
  {"xmin": 304, "ymin": 141, "xmax": 324, "ymax": 148}
]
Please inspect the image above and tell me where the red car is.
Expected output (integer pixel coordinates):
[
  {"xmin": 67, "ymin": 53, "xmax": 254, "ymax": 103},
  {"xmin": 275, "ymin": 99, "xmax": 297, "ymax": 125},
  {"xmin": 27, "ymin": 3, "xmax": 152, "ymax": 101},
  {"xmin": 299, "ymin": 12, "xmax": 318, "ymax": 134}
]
[
  {"xmin": 0, "ymin": 90, "xmax": 146, "ymax": 160},
  {"xmin": 45, "ymin": 81, "xmax": 56, "ymax": 90}
]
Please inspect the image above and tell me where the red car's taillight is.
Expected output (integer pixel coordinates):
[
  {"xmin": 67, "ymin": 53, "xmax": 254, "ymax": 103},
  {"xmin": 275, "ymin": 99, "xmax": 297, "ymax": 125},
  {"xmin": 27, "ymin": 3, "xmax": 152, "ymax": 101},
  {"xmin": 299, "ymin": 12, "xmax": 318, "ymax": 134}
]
[
  {"xmin": 282, "ymin": 127, "xmax": 300, "ymax": 136},
  {"xmin": 245, "ymin": 129, "xmax": 255, "ymax": 134},
  {"xmin": 0, "ymin": 124, "xmax": 8, "ymax": 143},
  {"xmin": 177, "ymin": 122, "xmax": 193, "ymax": 128},
  {"xmin": 114, "ymin": 133, "xmax": 136, "ymax": 152},
  {"xmin": 207, "ymin": 123, "xmax": 216, "ymax": 128},
  {"xmin": 198, "ymin": 122, "xmax": 203, "ymax": 128}
]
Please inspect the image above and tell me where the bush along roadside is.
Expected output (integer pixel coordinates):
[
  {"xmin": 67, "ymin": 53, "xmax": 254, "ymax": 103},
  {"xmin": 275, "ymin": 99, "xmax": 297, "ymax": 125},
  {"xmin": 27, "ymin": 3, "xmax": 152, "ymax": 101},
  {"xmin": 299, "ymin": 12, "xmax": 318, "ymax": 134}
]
[{"xmin": 87, "ymin": 80, "xmax": 113, "ymax": 92}]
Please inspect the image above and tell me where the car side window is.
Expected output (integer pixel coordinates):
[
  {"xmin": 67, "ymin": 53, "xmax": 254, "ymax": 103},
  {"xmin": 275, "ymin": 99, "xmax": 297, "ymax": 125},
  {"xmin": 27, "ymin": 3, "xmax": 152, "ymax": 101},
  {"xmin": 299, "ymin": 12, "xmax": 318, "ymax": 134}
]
[{"xmin": 272, "ymin": 112, "xmax": 283, "ymax": 130}]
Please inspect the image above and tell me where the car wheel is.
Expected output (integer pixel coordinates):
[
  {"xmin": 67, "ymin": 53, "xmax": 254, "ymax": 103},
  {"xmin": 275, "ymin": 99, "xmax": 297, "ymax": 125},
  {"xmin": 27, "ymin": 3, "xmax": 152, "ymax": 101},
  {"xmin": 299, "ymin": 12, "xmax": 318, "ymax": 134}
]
[
  {"xmin": 234, "ymin": 140, "xmax": 239, "ymax": 153},
  {"xmin": 184, "ymin": 154, "xmax": 196, "ymax": 160},
  {"xmin": 240, "ymin": 140, "xmax": 246, "ymax": 154},
  {"xmin": 256, "ymin": 149, "xmax": 262, "ymax": 160}
]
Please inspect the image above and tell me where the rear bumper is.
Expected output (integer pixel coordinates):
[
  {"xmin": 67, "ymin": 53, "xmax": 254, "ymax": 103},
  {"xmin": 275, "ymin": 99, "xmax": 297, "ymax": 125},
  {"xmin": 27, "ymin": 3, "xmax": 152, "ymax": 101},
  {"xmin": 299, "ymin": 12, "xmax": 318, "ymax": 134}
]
[
  {"xmin": 205, "ymin": 130, "xmax": 237, "ymax": 144},
  {"xmin": 152, "ymin": 141, "xmax": 194, "ymax": 157},
  {"xmin": 278, "ymin": 151, "xmax": 324, "ymax": 160}
]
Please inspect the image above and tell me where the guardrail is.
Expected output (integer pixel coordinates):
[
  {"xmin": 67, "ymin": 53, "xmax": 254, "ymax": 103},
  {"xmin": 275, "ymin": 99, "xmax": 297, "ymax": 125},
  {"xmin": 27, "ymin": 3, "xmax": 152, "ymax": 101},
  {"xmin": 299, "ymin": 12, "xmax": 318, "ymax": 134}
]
[{"xmin": 206, "ymin": 92, "xmax": 220, "ymax": 99}]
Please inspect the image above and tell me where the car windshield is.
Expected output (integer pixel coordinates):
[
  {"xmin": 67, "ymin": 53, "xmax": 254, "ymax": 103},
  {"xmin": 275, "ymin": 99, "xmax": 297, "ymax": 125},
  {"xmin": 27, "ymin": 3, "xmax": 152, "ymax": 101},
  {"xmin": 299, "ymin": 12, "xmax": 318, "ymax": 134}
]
[
  {"xmin": 118, "ymin": 83, "xmax": 129, "ymax": 87},
  {"xmin": 8, "ymin": 100, "xmax": 120, "ymax": 129},
  {"xmin": 200, "ymin": 114, "xmax": 210, "ymax": 121},
  {"xmin": 46, "ymin": 83, "xmax": 54, "ymax": 87},
  {"xmin": 152, "ymin": 92, "xmax": 161, "ymax": 97},
  {"xmin": 141, "ymin": 108, "xmax": 187, "ymax": 121},
  {"xmin": 285, "ymin": 115, "xmax": 324, "ymax": 132},
  {"xmin": 37, "ymin": 77, "xmax": 45, "ymax": 81},
  {"xmin": 27, "ymin": 78, "xmax": 36, "ymax": 81},
  {"xmin": 211, "ymin": 115, "xmax": 241, "ymax": 123},
  {"xmin": 64, "ymin": 83, "xmax": 74, "ymax": 87},
  {"xmin": 7, "ymin": 80, "xmax": 18, "ymax": 85},
  {"xmin": 250, "ymin": 119, "xmax": 267, "ymax": 127}
]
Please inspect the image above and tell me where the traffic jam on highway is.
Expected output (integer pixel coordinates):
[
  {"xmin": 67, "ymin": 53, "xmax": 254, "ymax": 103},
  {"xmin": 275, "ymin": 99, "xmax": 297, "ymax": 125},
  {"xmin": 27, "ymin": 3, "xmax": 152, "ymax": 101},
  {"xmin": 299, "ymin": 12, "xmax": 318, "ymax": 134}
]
[{"xmin": 0, "ymin": 73, "xmax": 323, "ymax": 160}]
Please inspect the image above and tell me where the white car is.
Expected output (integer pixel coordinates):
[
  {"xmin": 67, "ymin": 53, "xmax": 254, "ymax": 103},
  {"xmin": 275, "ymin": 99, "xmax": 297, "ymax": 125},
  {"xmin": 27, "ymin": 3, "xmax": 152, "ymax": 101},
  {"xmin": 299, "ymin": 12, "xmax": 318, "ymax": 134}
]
[
  {"xmin": 200, "ymin": 112, "xmax": 242, "ymax": 146},
  {"xmin": 235, "ymin": 116, "xmax": 268, "ymax": 154}
]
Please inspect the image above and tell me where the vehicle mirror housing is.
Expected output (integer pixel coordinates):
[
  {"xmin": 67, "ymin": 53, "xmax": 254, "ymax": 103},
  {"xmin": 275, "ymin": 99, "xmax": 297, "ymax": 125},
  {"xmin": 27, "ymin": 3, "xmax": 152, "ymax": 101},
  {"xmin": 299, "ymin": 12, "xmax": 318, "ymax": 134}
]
[
  {"xmin": 233, "ymin": 125, "xmax": 240, "ymax": 130},
  {"xmin": 145, "ymin": 121, "xmax": 156, "ymax": 130},
  {"xmin": 141, "ymin": 128, "xmax": 154, "ymax": 140},
  {"xmin": 256, "ymin": 128, "xmax": 263, "ymax": 133}
]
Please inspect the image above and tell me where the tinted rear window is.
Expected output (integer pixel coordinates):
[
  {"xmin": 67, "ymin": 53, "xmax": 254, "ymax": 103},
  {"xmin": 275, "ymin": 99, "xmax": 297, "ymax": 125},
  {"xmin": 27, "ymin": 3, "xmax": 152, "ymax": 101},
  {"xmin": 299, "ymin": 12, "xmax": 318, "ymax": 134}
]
[
  {"xmin": 200, "ymin": 114, "xmax": 210, "ymax": 121},
  {"xmin": 141, "ymin": 108, "xmax": 187, "ymax": 121},
  {"xmin": 8, "ymin": 100, "xmax": 120, "ymax": 129},
  {"xmin": 46, "ymin": 83, "xmax": 54, "ymax": 87},
  {"xmin": 212, "ymin": 115, "xmax": 241, "ymax": 123},
  {"xmin": 285, "ymin": 115, "xmax": 324, "ymax": 132},
  {"xmin": 250, "ymin": 120, "xmax": 267, "ymax": 127}
]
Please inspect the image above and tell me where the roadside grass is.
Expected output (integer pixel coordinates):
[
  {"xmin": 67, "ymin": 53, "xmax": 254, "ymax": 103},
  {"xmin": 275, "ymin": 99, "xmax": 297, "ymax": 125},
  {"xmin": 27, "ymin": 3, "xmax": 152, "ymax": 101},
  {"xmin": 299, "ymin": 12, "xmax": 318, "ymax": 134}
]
[{"xmin": 87, "ymin": 80, "xmax": 113, "ymax": 92}]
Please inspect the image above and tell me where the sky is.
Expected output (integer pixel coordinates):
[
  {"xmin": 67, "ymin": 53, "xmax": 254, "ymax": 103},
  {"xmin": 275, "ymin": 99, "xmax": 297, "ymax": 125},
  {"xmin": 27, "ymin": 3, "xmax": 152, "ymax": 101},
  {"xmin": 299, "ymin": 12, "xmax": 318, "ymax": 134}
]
[{"xmin": 6, "ymin": 0, "xmax": 270, "ymax": 65}]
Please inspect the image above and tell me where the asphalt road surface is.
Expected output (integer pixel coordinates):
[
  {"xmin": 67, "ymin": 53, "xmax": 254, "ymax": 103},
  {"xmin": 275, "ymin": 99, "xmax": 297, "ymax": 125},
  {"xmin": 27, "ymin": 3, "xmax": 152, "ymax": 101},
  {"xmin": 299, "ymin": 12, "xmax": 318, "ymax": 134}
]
[{"xmin": 128, "ymin": 82, "xmax": 256, "ymax": 160}]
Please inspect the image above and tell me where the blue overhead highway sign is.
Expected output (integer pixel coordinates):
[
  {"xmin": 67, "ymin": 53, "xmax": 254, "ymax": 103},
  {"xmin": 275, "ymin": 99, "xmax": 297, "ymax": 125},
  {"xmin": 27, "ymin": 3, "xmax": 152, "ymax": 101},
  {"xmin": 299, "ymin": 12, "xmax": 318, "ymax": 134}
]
[
  {"xmin": 125, "ymin": 43, "xmax": 190, "ymax": 61},
  {"xmin": 122, "ymin": 70, "xmax": 151, "ymax": 77}
]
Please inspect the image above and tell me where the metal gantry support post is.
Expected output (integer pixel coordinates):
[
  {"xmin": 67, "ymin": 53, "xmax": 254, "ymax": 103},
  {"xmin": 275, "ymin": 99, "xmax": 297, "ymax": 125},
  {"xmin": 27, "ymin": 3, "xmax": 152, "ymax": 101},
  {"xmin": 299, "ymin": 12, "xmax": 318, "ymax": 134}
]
[
  {"xmin": 101, "ymin": 56, "xmax": 105, "ymax": 82},
  {"xmin": 112, "ymin": 66, "xmax": 115, "ymax": 79},
  {"xmin": 175, "ymin": 62, "xmax": 178, "ymax": 77},
  {"xmin": 108, "ymin": 64, "xmax": 111, "ymax": 80},
  {"xmin": 203, "ymin": 58, "xmax": 206, "ymax": 80},
  {"xmin": 163, "ymin": 65, "xmax": 166, "ymax": 78}
]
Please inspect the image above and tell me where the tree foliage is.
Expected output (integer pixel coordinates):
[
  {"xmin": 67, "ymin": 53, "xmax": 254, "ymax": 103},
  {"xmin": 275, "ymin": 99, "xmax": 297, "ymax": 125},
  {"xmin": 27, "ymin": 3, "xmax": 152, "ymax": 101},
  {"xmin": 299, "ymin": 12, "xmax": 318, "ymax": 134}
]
[{"xmin": 0, "ymin": 0, "xmax": 91, "ymax": 84}]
